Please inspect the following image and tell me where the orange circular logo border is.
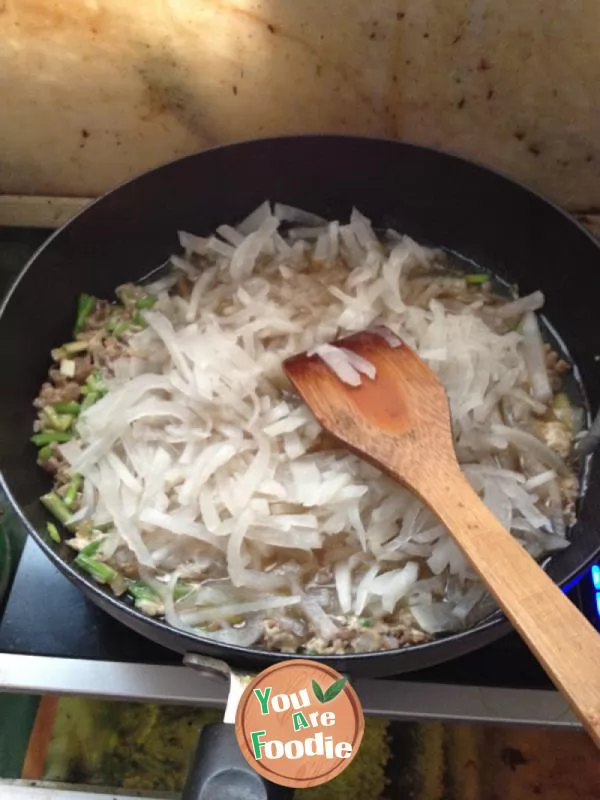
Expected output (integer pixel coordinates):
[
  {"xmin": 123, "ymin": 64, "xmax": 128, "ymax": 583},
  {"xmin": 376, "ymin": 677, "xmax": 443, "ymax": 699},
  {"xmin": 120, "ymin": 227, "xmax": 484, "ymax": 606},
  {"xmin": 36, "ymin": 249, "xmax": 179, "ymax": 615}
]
[{"xmin": 235, "ymin": 659, "xmax": 364, "ymax": 789}]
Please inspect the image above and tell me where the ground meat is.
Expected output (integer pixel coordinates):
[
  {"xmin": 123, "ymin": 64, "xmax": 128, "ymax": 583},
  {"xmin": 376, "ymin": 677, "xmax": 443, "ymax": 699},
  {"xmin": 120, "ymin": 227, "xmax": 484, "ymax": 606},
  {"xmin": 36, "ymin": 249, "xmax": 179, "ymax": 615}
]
[
  {"xmin": 89, "ymin": 336, "xmax": 126, "ymax": 364},
  {"xmin": 300, "ymin": 611, "xmax": 431, "ymax": 655},
  {"xmin": 303, "ymin": 636, "xmax": 351, "ymax": 656},
  {"xmin": 83, "ymin": 300, "xmax": 112, "ymax": 332},
  {"xmin": 559, "ymin": 473, "xmax": 579, "ymax": 523},
  {"xmin": 39, "ymin": 455, "xmax": 60, "ymax": 475},
  {"xmin": 536, "ymin": 420, "xmax": 572, "ymax": 460},
  {"xmin": 176, "ymin": 562, "xmax": 212, "ymax": 581},
  {"xmin": 74, "ymin": 355, "xmax": 93, "ymax": 383},
  {"xmin": 175, "ymin": 275, "xmax": 193, "ymax": 299},
  {"xmin": 262, "ymin": 619, "xmax": 303, "ymax": 653},
  {"xmin": 545, "ymin": 347, "xmax": 571, "ymax": 391},
  {"xmin": 118, "ymin": 562, "xmax": 139, "ymax": 579},
  {"xmin": 307, "ymin": 566, "xmax": 334, "ymax": 586},
  {"xmin": 546, "ymin": 347, "xmax": 570, "ymax": 374},
  {"xmin": 33, "ymin": 380, "xmax": 82, "ymax": 408}
]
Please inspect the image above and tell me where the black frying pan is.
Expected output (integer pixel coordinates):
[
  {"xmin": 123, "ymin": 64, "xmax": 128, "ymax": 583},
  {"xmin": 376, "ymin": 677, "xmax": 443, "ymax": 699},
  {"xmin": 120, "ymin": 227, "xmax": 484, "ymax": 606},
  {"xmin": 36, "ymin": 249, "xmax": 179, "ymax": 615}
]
[{"xmin": 1, "ymin": 135, "xmax": 599, "ymax": 798}]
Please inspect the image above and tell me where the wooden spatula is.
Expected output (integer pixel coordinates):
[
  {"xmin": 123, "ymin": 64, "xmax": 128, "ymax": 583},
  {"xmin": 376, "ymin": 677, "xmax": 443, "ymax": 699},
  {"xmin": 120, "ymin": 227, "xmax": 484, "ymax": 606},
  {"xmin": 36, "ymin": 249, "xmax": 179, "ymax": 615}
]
[{"xmin": 283, "ymin": 327, "xmax": 600, "ymax": 748}]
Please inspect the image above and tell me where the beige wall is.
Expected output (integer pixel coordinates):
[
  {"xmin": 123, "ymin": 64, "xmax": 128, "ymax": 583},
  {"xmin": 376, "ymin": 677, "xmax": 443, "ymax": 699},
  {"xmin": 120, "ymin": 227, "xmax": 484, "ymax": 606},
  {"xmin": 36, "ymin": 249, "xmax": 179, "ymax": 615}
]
[{"xmin": 2, "ymin": 0, "xmax": 600, "ymax": 209}]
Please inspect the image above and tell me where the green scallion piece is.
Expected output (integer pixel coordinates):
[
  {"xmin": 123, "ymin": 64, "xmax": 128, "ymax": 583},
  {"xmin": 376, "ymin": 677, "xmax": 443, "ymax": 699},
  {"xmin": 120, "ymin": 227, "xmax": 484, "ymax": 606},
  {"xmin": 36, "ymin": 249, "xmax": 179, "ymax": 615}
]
[
  {"xmin": 41, "ymin": 492, "xmax": 72, "ymax": 525},
  {"xmin": 127, "ymin": 581, "xmax": 160, "ymax": 603},
  {"xmin": 52, "ymin": 402, "xmax": 81, "ymax": 415},
  {"xmin": 31, "ymin": 431, "xmax": 73, "ymax": 446},
  {"xmin": 112, "ymin": 321, "xmax": 130, "ymax": 337},
  {"xmin": 47, "ymin": 522, "xmax": 61, "ymax": 543},
  {"xmin": 42, "ymin": 406, "xmax": 73, "ymax": 432},
  {"xmin": 135, "ymin": 296, "xmax": 157, "ymax": 309},
  {"xmin": 115, "ymin": 285, "xmax": 137, "ymax": 307},
  {"xmin": 63, "ymin": 475, "xmax": 82, "ymax": 508},
  {"xmin": 80, "ymin": 537, "xmax": 104, "ymax": 558},
  {"xmin": 62, "ymin": 340, "xmax": 89, "ymax": 355},
  {"xmin": 75, "ymin": 293, "xmax": 96, "ymax": 333},
  {"xmin": 38, "ymin": 444, "xmax": 53, "ymax": 462},
  {"xmin": 75, "ymin": 554, "xmax": 117, "ymax": 584},
  {"xmin": 464, "ymin": 273, "xmax": 491, "ymax": 285},
  {"xmin": 174, "ymin": 581, "xmax": 193, "ymax": 601},
  {"xmin": 133, "ymin": 310, "xmax": 148, "ymax": 328},
  {"xmin": 51, "ymin": 347, "xmax": 68, "ymax": 361},
  {"xmin": 93, "ymin": 522, "xmax": 114, "ymax": 534},
  {"xmin": 80, "ymin": 390, "xmax": 101, "ymax": 411},
  {"xmin": 86, "ymin": 370, "xmax": 106, "ymax": 393},
  {"xmin": 42, "ymin": 406, "xmax": 61, "ymax": 428}
]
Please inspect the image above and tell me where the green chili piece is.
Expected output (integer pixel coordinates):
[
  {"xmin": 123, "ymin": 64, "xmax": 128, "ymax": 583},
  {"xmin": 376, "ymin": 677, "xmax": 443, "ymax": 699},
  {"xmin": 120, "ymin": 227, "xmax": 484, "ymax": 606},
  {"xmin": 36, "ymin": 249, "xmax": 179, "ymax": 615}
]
[
  {"xmin": 464, "ymin": 273, "xmax": 491, "ymax": 285},
  {"xmin": 31, "ymin": 431, "xmax": 72, "ymax": 446},
  {"xmin": 47, "ymin": 522, "xmax": 61, "ymax": 543},
  {"xmin": 41, "ymin": 492, "xmax": 71, "ymax": 525},
  {"xmin": 52, "ymin": 402, "xmax": 81, "ymax": 415},
  {"xmin": 75, "ymin": 293, "xmax": 96, "ymax": 333},
  {"xmin": 75, "ymin": 554, "xmax": 117, "ymax": 584}
]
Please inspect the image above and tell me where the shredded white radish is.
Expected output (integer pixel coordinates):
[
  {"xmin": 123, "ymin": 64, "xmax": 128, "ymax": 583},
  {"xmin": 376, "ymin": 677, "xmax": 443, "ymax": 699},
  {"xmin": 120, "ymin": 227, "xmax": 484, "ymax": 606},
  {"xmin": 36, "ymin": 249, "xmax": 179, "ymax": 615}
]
[
  {"xmin": 521, "ymin": 312, "xmax": 552, "ymax": 403},
  {"xmin": 496, "ymin": 291, "xmax": 545, "ymax": 318},
  {"xmin": 52, "ymin": 202, "xmax": 579, "ymax": 652}
]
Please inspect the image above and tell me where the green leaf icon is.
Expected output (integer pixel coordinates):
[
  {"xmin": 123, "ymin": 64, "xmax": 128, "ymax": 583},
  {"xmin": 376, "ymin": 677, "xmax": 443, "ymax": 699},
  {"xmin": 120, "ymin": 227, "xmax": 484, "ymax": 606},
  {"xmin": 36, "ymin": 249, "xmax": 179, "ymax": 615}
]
[
  {"xmin": 323, "ymin": 677, "xmax": 347, "ymax": 702},
  {"xmin": 312, "ymin": 676, "xmax": 347, "ymax": 704},
  {"xmin": 312, "ymin": 679, "xmax": 325, "ymax": 703}
]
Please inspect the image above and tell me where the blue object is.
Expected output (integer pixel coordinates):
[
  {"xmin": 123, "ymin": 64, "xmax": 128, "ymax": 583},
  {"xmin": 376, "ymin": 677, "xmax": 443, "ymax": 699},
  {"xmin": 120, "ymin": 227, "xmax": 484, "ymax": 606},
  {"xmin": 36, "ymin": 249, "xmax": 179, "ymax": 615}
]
[
  {"xmin": 594, "ymin": 565, "xmax": 600, "ymax": 622},
  {"xmin": 562, "ymin": 572, "xmax": 585, "ymax": 594},
  {"xmin": 563, "ymin": 564, "xmax": 600, "ymax": 628}
]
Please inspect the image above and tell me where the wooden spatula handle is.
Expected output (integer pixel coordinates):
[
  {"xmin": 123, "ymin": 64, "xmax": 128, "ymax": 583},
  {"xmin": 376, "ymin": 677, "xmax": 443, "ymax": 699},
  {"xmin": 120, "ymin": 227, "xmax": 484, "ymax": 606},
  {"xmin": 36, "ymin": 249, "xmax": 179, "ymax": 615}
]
[{"xmin": 423, "ymin": 468, "xmax": 600, "ymax": 746}]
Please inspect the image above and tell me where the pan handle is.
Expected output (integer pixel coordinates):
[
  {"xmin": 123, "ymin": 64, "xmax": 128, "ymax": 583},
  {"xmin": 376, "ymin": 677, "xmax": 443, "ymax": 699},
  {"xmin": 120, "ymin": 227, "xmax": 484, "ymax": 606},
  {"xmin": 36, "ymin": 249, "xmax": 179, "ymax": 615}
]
[{"xmin": 182, "ymin": 722, "xmax": 294, "ymax": 800}]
